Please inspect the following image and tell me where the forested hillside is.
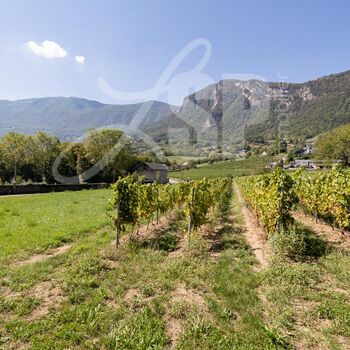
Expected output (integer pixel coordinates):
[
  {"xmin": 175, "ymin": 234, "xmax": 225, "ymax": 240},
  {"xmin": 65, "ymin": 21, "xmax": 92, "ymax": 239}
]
[
  {"xmin": 2, "ymin": 70, "xmax": 350, "ymax": 151},
  {"xmin": 0, "ymin": 97, "xmax": 176, "ymax": 140}
]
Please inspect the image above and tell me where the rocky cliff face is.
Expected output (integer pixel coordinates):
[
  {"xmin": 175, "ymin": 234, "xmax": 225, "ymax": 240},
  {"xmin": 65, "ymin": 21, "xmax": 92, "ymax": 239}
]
[{"xmin": 165, "ymin": 70, "xmax": 350, "ymax": 149}]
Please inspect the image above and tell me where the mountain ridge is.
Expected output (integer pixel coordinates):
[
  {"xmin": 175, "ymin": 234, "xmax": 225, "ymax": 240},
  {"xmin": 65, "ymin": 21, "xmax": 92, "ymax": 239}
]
[
  {"xmin": 0, "ymin": 97, "xmax": 177, "ymax": 140},
  {"xmin": 1, "ymin": 70, "xmax": 350, "ymax": 150}
]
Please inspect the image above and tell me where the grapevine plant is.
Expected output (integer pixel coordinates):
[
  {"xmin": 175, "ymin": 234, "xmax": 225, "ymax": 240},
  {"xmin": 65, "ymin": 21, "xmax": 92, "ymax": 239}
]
[
  {"xmin": 238, "ymin": 167, "xmax": 298, "ymax": 234},
  {"xmin": 294, "ymin": 166, "xmax": 350, "ymax": 230},
  {"xmin": 238, "ymin": 166, "xmax": 350, "ymax": 235},
  {"xmin": 109, "ymin": 175, "xmax": 139, "ymax": 247},
  {"xmin": 109, "ymin": 176, "xmax": 232, "ymax": 248}
]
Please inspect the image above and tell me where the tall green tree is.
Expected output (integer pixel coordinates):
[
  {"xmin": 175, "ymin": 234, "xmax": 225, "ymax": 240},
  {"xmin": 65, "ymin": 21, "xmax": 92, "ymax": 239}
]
[
  {"xmin": 315, "ymin": 124, "xmax": 350, "ymax": 165},
  {"xmin": 33, "ymin": 132, "xmax": 61, "ymax": 182},
  {"xmin": 84, "ymin": 129, "xmax": 135, "ymax": 181},
  {"xmin": 0, "ymin": 132, "xmax": 29, "ymax": 185},
  {"xmin": 84, "ymin": 129, "xmax": 124, "ymax": 163}
]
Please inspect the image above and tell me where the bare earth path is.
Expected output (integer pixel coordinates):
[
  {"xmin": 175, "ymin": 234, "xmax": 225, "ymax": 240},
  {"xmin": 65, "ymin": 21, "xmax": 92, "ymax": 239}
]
[
  {"xmin": 12, "ymin": 243, "xmax": 74, "ymax": 267},
  {"xmin": 293, "ymin": 211, "xmax": 350, "ymax": 250},
  {"xmin": 233, "ymin": 181, "xmax": 270, "ymax": 269},
  {"xmin": 0, "ymin": 192, "xmax": 49, "ymax": 198}
]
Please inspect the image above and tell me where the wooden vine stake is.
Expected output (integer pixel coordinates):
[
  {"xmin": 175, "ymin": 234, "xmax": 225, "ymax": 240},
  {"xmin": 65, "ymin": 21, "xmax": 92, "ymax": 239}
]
[
  {"xmin": 156, "ymin": 186, "xmax": 160, "ymax": 224},
  {"xmin": 187, "ymin": 187, "xmax": 195, "ymax": 247},
  {"xmin": 115, "ymin": 198, "xmax": 120, "ymax": 249}
]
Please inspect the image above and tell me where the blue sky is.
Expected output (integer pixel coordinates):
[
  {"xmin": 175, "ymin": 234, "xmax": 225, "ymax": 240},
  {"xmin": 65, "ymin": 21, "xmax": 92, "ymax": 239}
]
[{"xmin": 1, "ymin": 0, "xmax": 350, "ymax": 105}]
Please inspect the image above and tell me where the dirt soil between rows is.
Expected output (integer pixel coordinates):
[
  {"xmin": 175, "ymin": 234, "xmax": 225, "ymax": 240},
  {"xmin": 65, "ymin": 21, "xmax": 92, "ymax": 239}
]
[
  {"xmin": 293, "ymin": 211, "xmax": 350, "ymax": 250},
  {"xmin": 233, "ymin": 182, "xmax": 270, "ymax": 269}
]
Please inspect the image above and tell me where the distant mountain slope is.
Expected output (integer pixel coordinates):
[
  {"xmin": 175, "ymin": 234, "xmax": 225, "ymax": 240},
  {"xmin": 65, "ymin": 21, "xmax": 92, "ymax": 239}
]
[
  {"xmin": 1, "ymin": 70, "xmax": 350, "ymax": 148},
  {"xmin": 152, "ymin": 70, "xmax": 350, "ymax": 150},
  {"xmin": 0, "ymin": 97, "xmax": 176, "ymax": 140}
]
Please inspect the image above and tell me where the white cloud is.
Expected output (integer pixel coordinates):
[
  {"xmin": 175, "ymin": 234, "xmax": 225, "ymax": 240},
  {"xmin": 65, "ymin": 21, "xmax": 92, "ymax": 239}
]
[
  {"xmin": 26, "ymin": 40, "xmax": 68, "ymax": 59},
  {"xmin": 75, "ymin": 55, "xmax": 85, "ymax": 64}
]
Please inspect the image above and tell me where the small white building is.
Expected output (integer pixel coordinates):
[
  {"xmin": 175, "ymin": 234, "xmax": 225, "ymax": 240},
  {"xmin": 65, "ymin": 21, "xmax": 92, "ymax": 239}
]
[
  {"xmin": 295, "ymin": 159, "xmax": 315, "ymax": 169},
  {"xmin": 303, "ymin": 145, "xmax": 313, "ymax": 155}
]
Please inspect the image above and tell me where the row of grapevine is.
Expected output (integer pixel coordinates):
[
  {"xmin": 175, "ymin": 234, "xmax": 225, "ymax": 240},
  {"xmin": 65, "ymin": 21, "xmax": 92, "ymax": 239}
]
[
  {"xmin": 109, "ymin": 176, "xmax": 231, "ymax": 247},
  {"xmin": 238, "ymin": 166, "xmax": 350, "ymax": 234},
  {"xmin": 237, "ymin": 167, "xmax": 298, "ymax": 234},
  {"xmin": 293, "ymin": 166, "xmax": 350, "ymax": 230}
]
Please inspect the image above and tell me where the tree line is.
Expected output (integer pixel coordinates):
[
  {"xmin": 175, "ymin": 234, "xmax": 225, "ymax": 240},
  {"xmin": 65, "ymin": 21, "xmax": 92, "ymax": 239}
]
[{"xmin": 0, "ymin": 129, "xmax": 158, "ymax": 185}]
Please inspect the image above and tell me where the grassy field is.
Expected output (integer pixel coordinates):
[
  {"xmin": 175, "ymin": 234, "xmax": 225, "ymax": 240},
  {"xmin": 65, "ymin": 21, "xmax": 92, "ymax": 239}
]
[
  {"xmin": 166, "ymin": 155, "xmax": 207, "ymax": 164},
  {"xmin": 0, "ymin": 189, "xmax": 112, "ymax": 263},
  {"xmin": 0, "ymin": 184, "xmax": 349, "ymax": 349},
  {"xmin": 0, "ymin": 185, "xmax": 280, "ymax": 349},
  {"xmin": 170, "ymin": 156, "xmax": 274, "ymax": 179}
]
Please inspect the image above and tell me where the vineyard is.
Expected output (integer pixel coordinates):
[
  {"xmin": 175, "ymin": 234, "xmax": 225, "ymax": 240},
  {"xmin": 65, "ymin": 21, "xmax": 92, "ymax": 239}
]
[
  {"xmin": 237, "ymin": 166, "xmax": 350, "ymax": 234},
  {"xmin": 294, "ymin": 167, "xmax": 350, "ymax": 231},
  {"xmin": 109, "ymin": 176, "xmax": 232, "ymax": 246},
  {"xmin": 1, "ymin": 168, "xmax": 350, "ymax": 349}
]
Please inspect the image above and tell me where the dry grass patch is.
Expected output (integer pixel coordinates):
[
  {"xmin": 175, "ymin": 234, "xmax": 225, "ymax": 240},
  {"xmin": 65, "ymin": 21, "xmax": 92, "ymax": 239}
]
[
  {"xmin": 164, "ymin": 283, "xmax": 211, "ymax": 348},
  {"xmin": 26, "ymin": 280, "xmax": 65, "ymax": 320},
  {"xmin": 12, "ymin": 244, "xmax": 73, "ymax": 268},
  {"xmin": 171, "ymin": 284, "xmax": 208, "ymax": 313},
  {"xmin": 0, "ymin": 286, "xmax": 21, "ymax": 299}
]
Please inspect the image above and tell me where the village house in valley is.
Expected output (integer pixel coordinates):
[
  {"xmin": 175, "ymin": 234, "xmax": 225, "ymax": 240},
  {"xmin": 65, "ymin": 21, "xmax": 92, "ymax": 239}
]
[{"xmin": 134, "ymin": 162, "xmax": 169, "ymax": 184}]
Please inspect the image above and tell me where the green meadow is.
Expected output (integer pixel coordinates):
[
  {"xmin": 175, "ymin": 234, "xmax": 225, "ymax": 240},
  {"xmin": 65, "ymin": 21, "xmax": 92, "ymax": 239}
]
[
  {"xmin": 0, "ymin": 189, "xmax": 112, "ymax": 263},
  {"xmin": 170, "ymin": 157, "xmax": 274, "ymax": 179}
]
